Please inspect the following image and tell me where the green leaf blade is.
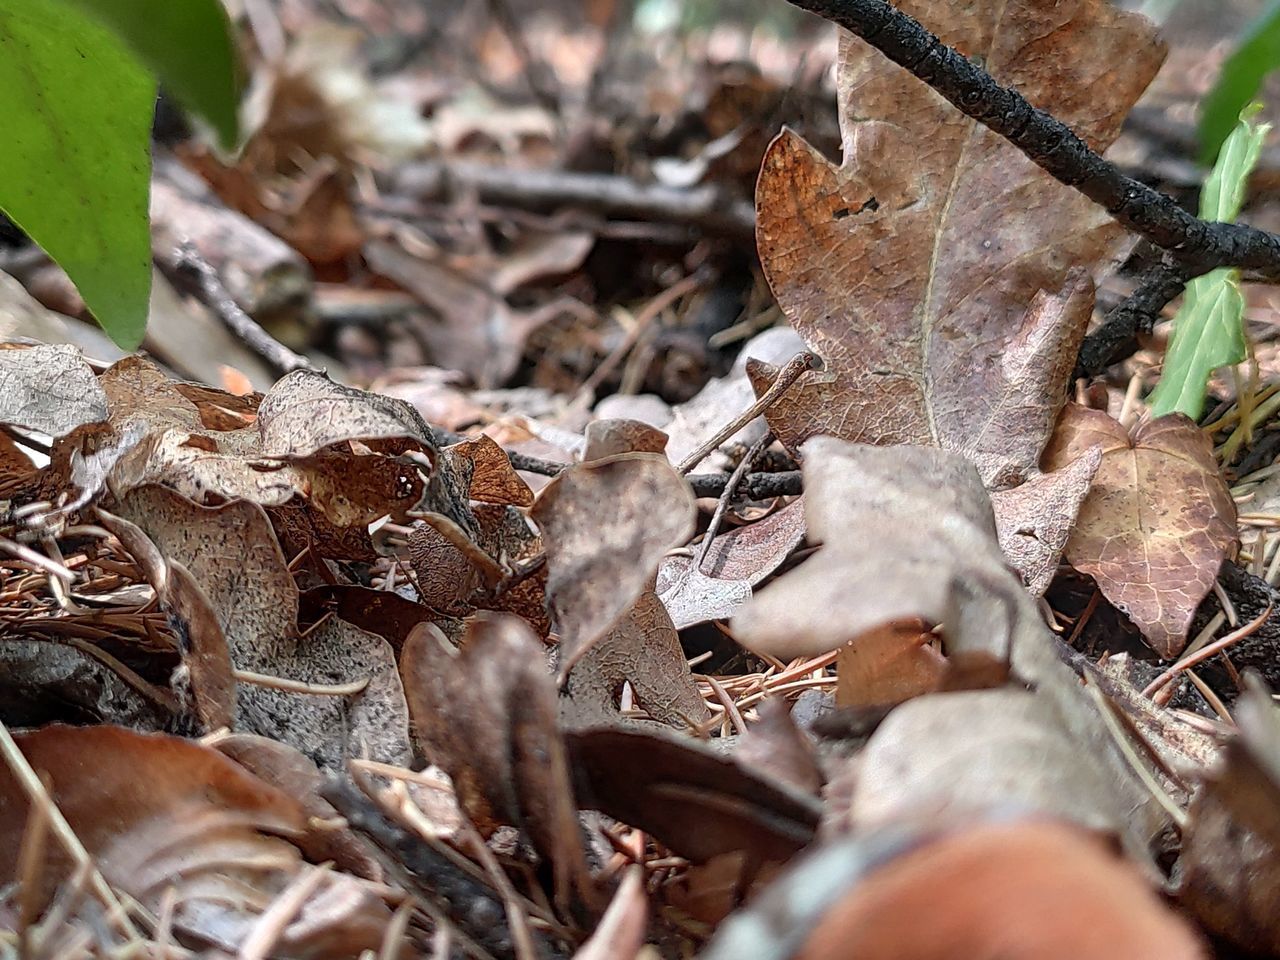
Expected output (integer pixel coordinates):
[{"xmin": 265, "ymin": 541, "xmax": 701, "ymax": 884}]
[
  {"xmin": 0, "ymin": 0, "xmax": 155, "ymax": 349},
  {"xmin": 1149, "ymin": 110, "xmax": 1270, "ymax": 420},
  {"xmin": 61, "ymin": 0, "xmax": 242, "ymax": 152},
  {"xmin": 1198, "ymin": 0, "xmax": 1280, "ymax": 164}
]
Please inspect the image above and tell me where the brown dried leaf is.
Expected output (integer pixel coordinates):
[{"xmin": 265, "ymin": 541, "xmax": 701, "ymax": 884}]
[
  {"xmin": 114, "ymin": 484, "xmax": 410, "ymax": 767},
  {"xmin": 442, "ymin": 433, "xmax": 533, "ymax": 506},
  {"xmin": 0, "ymin": 725, "xmax": 388, "ymax": 955},
  {"xmin": 1042, "ymin": 405, "xmax": 1238, "ymax": 657},
  {"xmin": 562, "ymin": 589, "xmax": 709, "ymax": 728},
  {"xmin": 734, "ymin": 698, "xmax": 824, "ymax": 796},
  {"xmin": 1179, "ymin": 675, "xmax": 1280, "ymax": 953},
  {"xmin": 753, "ymin": 3, "xmax": 1162, "ymax": 480},
  {"xmin": 835, "ymin": 622, "xmax": 944, "ymax": 709},
  {"xmin": 582, "ymin": 418, "xmax": 669, "ymax": 461},
  {"xmin": 531, "ymin": 453, "xmax": 695, "ymax": 672},
  {"xmin": 400, "ymin": 615, "xmax": 597, "ymax": 914},
  {"xmin": 566, "ymin": 724, "xmax": 821, "ymax": 865},
  {"xmin": 0, "ymin": 343, "xmax": 107, "ymax": 436}
]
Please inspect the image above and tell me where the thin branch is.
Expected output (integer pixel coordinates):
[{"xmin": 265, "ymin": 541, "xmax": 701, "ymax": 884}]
[
  {"xmin": 784, "ymin": 0, "xmax": 1280, "ymax": 280},
  {"xmin": 165, "ymin": 242, "xmax": 314, "ymax": 377},
  {"xmin": 1074, "ymin": 262, "xmax": 1190, "ymax": 379}
]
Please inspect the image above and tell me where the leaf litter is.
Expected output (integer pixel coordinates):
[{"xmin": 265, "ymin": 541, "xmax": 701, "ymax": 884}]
[{"xmin": 3, "ymin": 0, "xmax": 1280, "ymax": 955}]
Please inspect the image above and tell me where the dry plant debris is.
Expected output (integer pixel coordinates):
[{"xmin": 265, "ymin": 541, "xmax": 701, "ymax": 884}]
[{"xmin": 6, "ymin": 0, "xmax": 1280, "ymax": 955}]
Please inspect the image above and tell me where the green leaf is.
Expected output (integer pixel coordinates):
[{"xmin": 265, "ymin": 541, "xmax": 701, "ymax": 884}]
[
  {"xmin": 1198, "ymin": 0, "xmax": 1280, "ymax": 164},
  {"xmin": 1149, "ymin": 109, "xmax": 1271, "ymax": 420},
  {"xmin": 0, "ymin": 0, "xmax": 155, "ymax": 349},
  {"xmin": 62, "ymin": 0, "xmax": 242, "ymax": 153}
]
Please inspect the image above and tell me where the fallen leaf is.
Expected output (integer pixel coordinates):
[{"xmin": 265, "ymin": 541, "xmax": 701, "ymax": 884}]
[
  {"xmin": 531, "ymin": 453, "xmax": 695, "ymax": 673},
  {"xmin": 1042, "ymin": 404, "xmax": 1238, "ymax": 657},
  {"xmin": 750, "ymin": 0, "xmax": 1164, "ymax": 582},
  {"xmin": 0, "ymin": 725, "xmax": 389, "ymax": 956},
  {"xmin": 566, "ymin": 724, "xmax": 821, "ymax": 866},
  {"xmin": 113, "ymin": 484, "xmax": 411, "ymax": 768},
  {"xmin": 400, "ymin": 615, "xmax": 598, "ymax": 914},
  {"xmin": 581, "ymin": 418, "xmax": 669, "ymax": 461},
  {"xmin": 0, "ymin": 342, "xmax": 107, "ymax": 436},
  {"xmin": 1179, "ymin": 674, "xmax": 1280, "ymax": 953}
]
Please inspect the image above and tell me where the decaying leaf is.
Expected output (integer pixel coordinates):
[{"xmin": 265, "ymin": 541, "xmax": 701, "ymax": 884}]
[
  {"xmin": 531, "ymin": 453, "xmax": 695, "ymax": 673},
  {"xmin": 704, "ymin": 819, "xmax": 1206, "ymax": 960},
  {"xmin": 113, "ymin": 484, "xmax": 411, "ymax": 768},
  {"xmin": 658, "ymin": 499, "xmax": 806, "ymax": 629},
  {"xmin": 1179, "ymin": 675, "xmax": 1280, "ymax": 953},
  {"xmin": 400, "ymin": 614, "xmax": 598, "ymax": 914},
  {"xmin": 751, "ymin": 0, "xmax": 1163, "ymax": 584},
  {"xmin": 733, "ymin": 439, "xmax": 1165, "ymax": 858},
  {"xmin": 0, "ymin": 725, "xmax": 389, "ymax": 955},
  {"xmin": 0, "ymin": 342, "xmax": 107, "ymax": 437},
  {"xmin": 562, "ymin": 588, "xmax": 709, "ymax": 728},
  {"xmin": 566, "ymin": 724, "xmax": 821, "ymax": 866},
  {"xmin": 1042, "ymin": 404, "xmax": 1238, "ymax": 657}
]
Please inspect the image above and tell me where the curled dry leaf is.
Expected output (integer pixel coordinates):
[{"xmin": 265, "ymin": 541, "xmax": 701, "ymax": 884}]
[
  {"xmin": 442, "ymin": 433, "xmax": 534, "ymax": 506},
  {"xmin": 1042, "ymin": 404, "xmax": 1238, "ymax": 658},
  {"xmin": 751, "ymin": 0, "xmax": 1163, "ymax": 584},
  {"xmin": 566, "ymin": 724, "xmax": 821, "ymax": 866},
  {"xmin": 400, "ymin": 615, "xmax": 598, "ymax": 915},
  {"xmin": 1179, "ymin": 674, "xmax": 1280, "ymax": 953},
  {"xmin": 582, "ymin": 418, "xmax": 669, "ymax": 461},
  {"xmin": 0, "ymin": 342, "xmax": 107, "ymax": 437},
  {"xmin": 531, "ymin": 453, "xmax": 695, "ymax": 674},
  {"xmin": 97, "ymin": 506, "xmax": 236, "ymax": 731},
  {"xmin": 703, "ymin": 819, "xmax": 1206, "ymax": 960},
  {"xmin": 0, "ymin": 725, "xmax": 389, "ymax": 956},
  {"xmin": 114, "ymin": 484, "xmax": 411, "ymax": 768}
]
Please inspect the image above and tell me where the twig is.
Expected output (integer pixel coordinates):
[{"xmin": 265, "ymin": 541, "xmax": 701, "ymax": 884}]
[
  {"xmin": 784, "ymin": 0, "xmax": 1280, "ymax": 280},
  {"xmin": 677, "ymin": 351, "xmax": 821, "ymax": 474},
  {"xmin": 696, "ymin": 432, "xmax": 775, "ymax": 569},
  {"xmin": 1074, "ymin": 263, "xmax": 1190, "ymax": 379},
  {"xmin": 165, "ymin": 242, "xmax": 313, "ymax": 377},
  {"xmin": 394, "ymin": 161, "xmax": 756, "ymax": 240}
]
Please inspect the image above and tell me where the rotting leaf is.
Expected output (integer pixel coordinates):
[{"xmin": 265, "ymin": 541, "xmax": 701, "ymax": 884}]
[
  {"xmin": 400, "ymin": 615, "xmax": 598, "ymax": 915},
  {"xmin": 0, "ymin": 725, "xmax": 389, "ymax": 956},
  {"xmin": 531, "ymin": 453, "xmax": 695, "ymax": 675},
  {"xmin": 1179, "ymin": 674, "xmax": 1280, "ymax": 953},
  {"xmin": 751, "ymin": 0, "xmax": 1163, "ymax": 583},
  {"xmin": 562, "ymin": 588, "xmax": 709, "ymax": 728},
  {"xmin": 566, "ymin": 724, "xmax": 821, "ymax": 866},
  {"xmin": 113, "ymin": 483, "xmax": 411, "ymax": 768},
  {"xmin": 1042, "ymin": 404, "xmax": 1238, "ymax": 658},
  {"xmin": 0, "ymin": 343, "xmax": 107, "ymax": 437}
]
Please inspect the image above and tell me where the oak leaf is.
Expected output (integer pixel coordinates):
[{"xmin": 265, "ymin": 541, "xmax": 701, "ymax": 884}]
[{"xmin": 751, "ymin": 0, "xmax": 1164, "ymax": 586}]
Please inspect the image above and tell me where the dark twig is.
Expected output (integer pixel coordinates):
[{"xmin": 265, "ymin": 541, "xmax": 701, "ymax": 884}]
[
  {"xmin": 696, "ymin": 432, "xmax": 774, "ymax": 568},
  {"xmin": 784, "ymin": 0, "xmax": 1280, "ymax": 281},
  {"xmin": 393, "ymin": 161, "xmax": 756, "ymax": 240},
  {"xmin": 1074, "ymin": 262, "xmax": 1190, "ymax": 379},
  {"xmin": 165, "ymin": 242, "xmax": 314, "ymax": 377}
]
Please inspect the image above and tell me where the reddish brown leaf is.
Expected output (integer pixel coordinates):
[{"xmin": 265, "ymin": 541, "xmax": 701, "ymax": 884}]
[{"xmin": 1042, "ymin": 405, "xmax": 1238, "ymax": 657}]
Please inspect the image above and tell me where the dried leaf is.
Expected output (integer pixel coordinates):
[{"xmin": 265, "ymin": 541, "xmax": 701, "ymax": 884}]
[
  {"xmin": 566, "ymin": 724, "xmax": 821, "ymax": 865},
  {"xmin": 1179, "ymin": 675, "xmax": 1280, "ymax": 953},
  {"xmin": 734, "ymin": 698, "xmax": 824, "ymax": 796},
  {"xmin": 400, "ymin": 615, "xmax": 598, "ymax": 914},
  {"xmin": 582, "ymin": 418, "xmax": 669, "ymax": 461},
  {"xmin": 1042, "ymin": 405, "xmax": 1238, "ymax": 657},
  {"xmin": 531, "ymin": 453, "xmax": 695, "ymax": 673},
  {"xmin": 0, "ymin": 342, "xmax": 107, "ymax": 436},
  {"xmin": 0, "ymin": 725, "xmax": 388, "ymax": 955},
  {"xmin": 835, "ymin": 622, "xmax": 943, "ymax": 709},
  {"xmin": 114, "ymin": 484, "xmax": 411, "ymax": 767},
  {"xmin": 750, "ymin": 1, "xmax": 1162, "ymax": 584},
  {"xmin": 562, "ymin": 589, "xmax": 709, "ymax": 728},
  {"xmin": 443, "ymin": 433, "xmax": 534, "ymax": 506}
]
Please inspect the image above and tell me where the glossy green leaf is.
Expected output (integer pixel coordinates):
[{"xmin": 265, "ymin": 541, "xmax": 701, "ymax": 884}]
[
  {"xmin": 63, "ymin": 0, "xmax": 242, "ymax": 153},
  {"xmin": 1149, "ymin": 109, "xmax": 1270, "ymax": 420},
  {"xmin": 0, "ymin": 0, "xmax": 155, "ymax": 349},
  {"xmin": 1198, "ymin": 0, "xmax": 1280, "ymax": 164}
]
